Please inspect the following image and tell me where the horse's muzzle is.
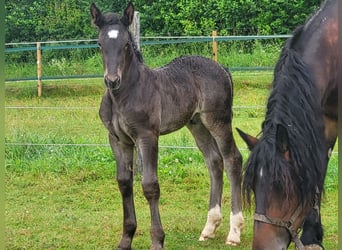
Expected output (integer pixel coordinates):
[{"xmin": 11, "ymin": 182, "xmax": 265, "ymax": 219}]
[{"xmin": 105, "ymin": 75, "xmax": 121, "ymax": 90}]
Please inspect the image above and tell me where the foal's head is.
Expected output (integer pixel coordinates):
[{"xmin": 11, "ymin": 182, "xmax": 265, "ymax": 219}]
[{"xmin": 90, "ymin": 2, "xmax": 141, "ymax": 90}]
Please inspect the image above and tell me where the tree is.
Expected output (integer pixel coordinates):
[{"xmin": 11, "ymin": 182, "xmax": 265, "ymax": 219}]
[{"xmin": 5, "ymin": 0, "xmax": 321, "ymax": 42}]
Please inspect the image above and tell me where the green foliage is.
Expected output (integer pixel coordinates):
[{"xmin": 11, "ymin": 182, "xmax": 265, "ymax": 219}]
[
  {"xmin": 253, "ymin": 0, "xmax": 319, "ymax": 34},
  {"xmin": 5, "ymin": 0, "xmax": 320, "ymax": 65},
  {"xmin": 5, "ymin": 0, "xmax": 320, "ymax": 44},
  {"xmin": 5, "ymin": 0, "xmax": 97, "ymax": 43}
]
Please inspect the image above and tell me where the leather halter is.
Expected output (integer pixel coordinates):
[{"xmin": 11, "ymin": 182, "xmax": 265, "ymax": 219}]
[
  {"xmin": 253, "ymin": 187, "xmax": 320, "ymax": 250},
  {"xmin": 254, "ymin": 204, "xmax": 305, "ymax": 250}
]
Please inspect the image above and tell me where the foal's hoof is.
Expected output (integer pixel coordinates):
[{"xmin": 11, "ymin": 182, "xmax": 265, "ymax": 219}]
[
  {"xmin": 118, "ymin": 239, "xmax": 132, "ymax": 250},
  {"xmin": 150, "ymin": 244, "xmax": 163, "ymax": 250},
  {"xmin": 226, "ymin": 235, "xmax": 240, "ymax": 246},
  {"xmin": 225, "ymin": 211, "xmax": 244, "ymax": 246},
  {"xmin": 303, "ymin": 244, "xmax": 324, "ymax": 250},
  {"xmin": 199, "ymin": 232, "xmax": 215, "ymax": 241},
  {"xmin": 226, "ymin": 239, "xmax": 239, "ymax": 247},
  {"xmin": 199, "ymin": 205, "xmax": 222, "ymax": 241},
  {"xmin": 226, "ymin": 228, "xmax": 241, "ymax": 246}
]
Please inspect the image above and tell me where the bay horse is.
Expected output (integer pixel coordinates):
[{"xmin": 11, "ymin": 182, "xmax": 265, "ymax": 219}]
[
  {"xmin": 90, "ymin": 2, "xmax": 244, "ymax": 249},
  {"xmin": 237, "ymin": 0, "xmax": 338, "ymax": 249}
]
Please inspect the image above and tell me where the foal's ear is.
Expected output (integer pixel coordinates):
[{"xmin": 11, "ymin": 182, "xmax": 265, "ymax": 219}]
[
  {"xmin": 90, "ymin": 3, "xmax": 103, "ymax": 28},
  {"xmin": 236, "ymin": 128, "xmax": 259, "ymax": 151},
  {"xmin": 276, "ymin": 124, "xmax": 290, "ymax": 160},
  {"xmin": 121, "ymin": 1, "xmax": 134, "ymax": 27}
]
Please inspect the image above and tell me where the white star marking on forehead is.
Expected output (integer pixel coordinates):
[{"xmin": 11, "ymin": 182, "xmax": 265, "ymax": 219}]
[
  {"xmin": 108, "ymin": 29, "xmax": 119, "ymax": 39},
  {"xmin": 259, "ymin": 167, "xmax": 263, "ymax": 178}
]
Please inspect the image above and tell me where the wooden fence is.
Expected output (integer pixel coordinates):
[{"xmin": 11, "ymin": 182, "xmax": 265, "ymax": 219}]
[{"xmin": 5, "ymin": 11, "xmax": 291, "ymax": 96}]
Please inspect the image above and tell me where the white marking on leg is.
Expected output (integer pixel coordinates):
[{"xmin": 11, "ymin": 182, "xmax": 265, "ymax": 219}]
[
  {"xmin": 226, "ymin": 211, "xmax": 244, "ymax": 246},
  {"xmin": 259, "ymin": 167, "xmax": 263, "ymax": 178},
  {"xmin": 303, "ymin": 244, "xmax": 324, "ymax": 250},
  {"xmin": 328, "ymin": 148, "xmax": 332, "ymax": 158},
  {"xmin": 199, "ymin": 204, "xmax": 222, "ymax": 241},
  {"xmin": 108, "ymin": 29, "xmax": 119, "ymax": 39}
]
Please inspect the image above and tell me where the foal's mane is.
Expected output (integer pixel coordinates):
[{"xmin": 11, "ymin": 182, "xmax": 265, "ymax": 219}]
[{"xmin": 243, "ymin": 27, "xmax": 327, "ymax": 207}]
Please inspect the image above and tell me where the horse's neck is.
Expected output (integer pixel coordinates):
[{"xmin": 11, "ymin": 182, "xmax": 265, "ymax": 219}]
[{"xmin": 301, "ymin": 10, "xmax": 337, "ymax": 101}]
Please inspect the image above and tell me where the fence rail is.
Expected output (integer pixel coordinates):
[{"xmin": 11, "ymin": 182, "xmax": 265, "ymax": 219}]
[
  {"xmin": 5, "ymin": 35, "xmax": 291, "ymax": 53},
  {"xmin": 5, "ymin": 34, "xmax": 291, "ymax": 91}
]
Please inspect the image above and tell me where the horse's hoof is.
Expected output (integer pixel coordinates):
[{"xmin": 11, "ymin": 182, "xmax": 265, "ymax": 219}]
[{"xmin": 303, "ymin": 244, "xmax": 323, "ymax": 250}]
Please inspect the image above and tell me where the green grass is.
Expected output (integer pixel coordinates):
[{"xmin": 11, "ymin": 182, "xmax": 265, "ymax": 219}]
[{"xmin": 5, "ymin": 50, "xmax": 338, "ymax": 249}]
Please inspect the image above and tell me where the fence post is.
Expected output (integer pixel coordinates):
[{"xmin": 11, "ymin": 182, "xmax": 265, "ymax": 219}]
[
  {"xmin": 37, "ymin": 42, "xmax": 42, "ymax": 97},
  {"xmin": 212, "ymin": 30, "xmax": 218, "ymax": 62},
  {"xmin": 130, "ymin": 11, "xmax": 140, "ymax": 50},
  {"xmin": 130, "ymin": 12, "xmax": 143, "ymax": 175}
]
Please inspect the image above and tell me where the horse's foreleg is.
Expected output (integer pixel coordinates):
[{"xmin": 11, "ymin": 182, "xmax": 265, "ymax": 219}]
[
  {"xmin": 137, "ymin": 135, "xmax": 165, "ymax": 250},
  {"xmin": 323, "ymin": 115, "xmax": 337, "ymax": 158},
  {"xmin": 109, "ymin": 134, "xmax": 136, "ymax": 250},
  {"xmin": 299, "ymin": 116, "xmax": 336, "ymax": 249},
  {"xmin": 300, "ymin": 204, "xmax": 324, "ymax": 249}
]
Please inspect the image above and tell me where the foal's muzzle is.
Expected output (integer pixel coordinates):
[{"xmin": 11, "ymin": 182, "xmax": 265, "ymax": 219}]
[{"xmin": 104, "ymin": 75, "xmax": 121, "ymax": 90}]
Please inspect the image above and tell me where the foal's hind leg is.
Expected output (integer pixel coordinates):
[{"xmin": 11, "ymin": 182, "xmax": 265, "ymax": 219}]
[
  {"xmin": 187, "ymin": 118, "xmax": 224, "ymax": 241},
  {"xmin": 200, "ymin": 113, "xmax": 244, "ymax": 246},
  {"xmin": 108, "ymin": 133, "xmax": 137, "ymax": 250}
]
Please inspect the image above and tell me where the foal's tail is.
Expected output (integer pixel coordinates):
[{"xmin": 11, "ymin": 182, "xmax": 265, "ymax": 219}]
[
  {"xmin": 221, "ymin": 65, "xmax": 234, "ymax": 102},
  {"xmin": 223, "ymin": 66, "xmax": 233, "ymax": 85}
]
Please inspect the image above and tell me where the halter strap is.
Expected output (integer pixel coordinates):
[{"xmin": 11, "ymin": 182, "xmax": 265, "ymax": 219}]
[
  {"xmin": 254, "ymin": 203, "xmax": 305, "ymax": 250},
  {"xmin": 253, "ymin": 186, "xmax": 321, "ymax": 250}
]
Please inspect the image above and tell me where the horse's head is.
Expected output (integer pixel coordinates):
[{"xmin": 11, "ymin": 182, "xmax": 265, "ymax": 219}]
[
  {"xmin": 90, "ymin": 2, "xmax": 138, "ymax": 90},
  {"xmin": 237, "ymin": 126, "xmax": 321, "ymax": 250}
]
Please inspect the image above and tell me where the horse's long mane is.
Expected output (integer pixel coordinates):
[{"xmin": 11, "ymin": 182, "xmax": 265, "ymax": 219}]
[{"xmin": 243, "ymin": 27, "xmax": 327, "ymax": 207}]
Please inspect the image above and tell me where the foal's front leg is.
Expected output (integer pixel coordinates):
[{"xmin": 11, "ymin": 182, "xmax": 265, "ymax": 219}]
[
  {"xmin": 108, "ymin": 133, "xmax": 137, "ymax": 250},
  {"xmin": 137, "ymin": 133, "xmax": 165, "ymax": 250}
]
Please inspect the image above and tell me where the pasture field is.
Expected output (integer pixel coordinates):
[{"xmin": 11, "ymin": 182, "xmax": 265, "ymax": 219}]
[{"xmin": 5, "ymin": 72, "xmax": 338, "ymax": 249}]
